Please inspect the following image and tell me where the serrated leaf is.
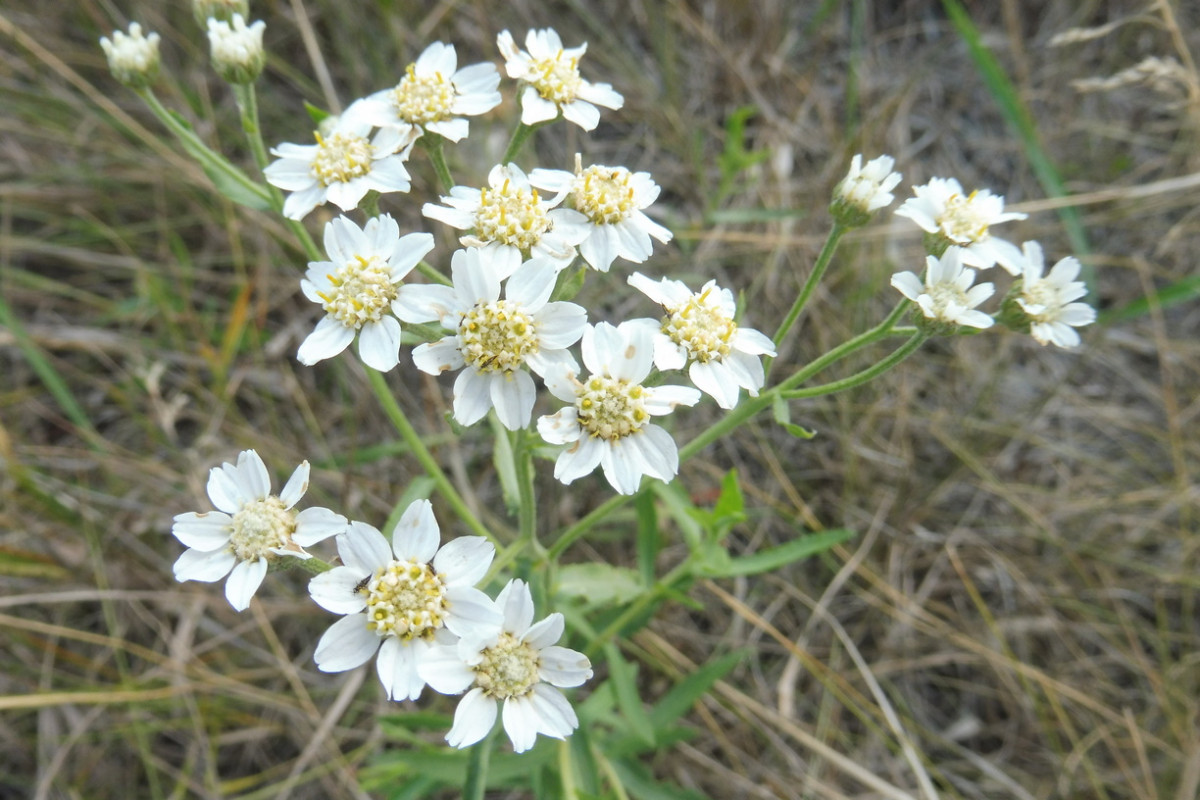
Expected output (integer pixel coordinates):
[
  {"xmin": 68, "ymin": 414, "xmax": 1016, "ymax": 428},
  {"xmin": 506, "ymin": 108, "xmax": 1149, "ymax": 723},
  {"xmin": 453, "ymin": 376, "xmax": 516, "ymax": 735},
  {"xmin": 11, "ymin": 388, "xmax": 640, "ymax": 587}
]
[
  {"xmin": 557, "ymin": 563, "xmax": 643, "ymax": 607},
  {"xmin": 704, "ymin": 528, "xmax": 854, "ymax": 577},
  {"xmin": 650, "ymin": 649, "xmax": 747, "ymax": 729}
]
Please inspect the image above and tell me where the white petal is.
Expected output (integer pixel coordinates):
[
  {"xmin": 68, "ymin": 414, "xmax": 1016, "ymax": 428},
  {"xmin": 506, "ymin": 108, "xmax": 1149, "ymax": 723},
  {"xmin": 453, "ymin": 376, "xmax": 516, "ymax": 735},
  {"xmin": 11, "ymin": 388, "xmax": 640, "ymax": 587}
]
[
  {"xmin": 393, "ymin": 281, "xmax": 460, "ymax": 324},
  {"xmin": 308, "ymin": 566, "xmax": 369, "ymax": 614},
  {"xmin": 520, "ymin": 88, "xmax": 560, "ymax": 125},
  {"xmin": 522, "ymin": 611, "xmax": 563, "ymax": 649},
  {"xmin": 490, "ymin": 371, "xmax": 536, "ymax": 431},
  {"xmin": 560, "ymin": 99, "xmax": 600, "ymax": 131},
  {"xmin": 643, "ymin": 384, "xmax": 701, "ymax": 415},
  {"xmin": 533, "ymin": 302, "xmax": 587, "ymax": 350},
  {"xmin": 496, "ymin": 579, "xmax": 534, "ymax": 636},
  {"xmin": 690, "ymin": 361, "xmax": 741, "ymax": 409},
  {"xmin": 236, "ymin": 450, "xmax": 271, "ymax": 501},
  {"xmin": 538, "ymin": 407, "xmax": 582, "ymax": 445},
  {"xmin": 313, "ymin": 613, "xmax": 380, "ymax": 672},
  {"xmin": 357, "ymin": 317, "xmax": 403, "ymax": 372},
  {"xmin": 502, "ymin": 695, "xmax": 541, "ymax": 753},
  {"xmin": 205, "ymin": 464, "xmax": 244, "ymax": 514},
  {"xmin": 734, "ymin": 327, "xmax": 777, "ymax": 357},
  {"xmin": 391, "ymin": 499, "xmax": 440, "ymax": 563},
  {"xmin": 890, "ymin": 271, "xmax": 925, "ymax": 302},
  {"xmin": 444, "ymin": 585, "xmax": 504, "ymax": 638},
  {"xmin": 538, "ymin": 646, "xmax": 592, "ymax": 688},
  {"xmin": 292, "ymin": 506, "xmax": 348, "ymax": 546},
  {"xmin": 433, "ymin": 535, "xmax": 495, "ymax": 587},
  {"xmin": 447, "ymin": 688, "xmax": 497, "ymax": 748},
  {"xmin": 338, "ymin": 521, "xmax": 393, "ymax": 573},
  {"xmin": 377, "ymin": 636, "xmax": 427, "ymax": 701},
  {"xmin": 505, "ymin": 258, "xmax": 558, "ymax": 310},
  {"xmin": 418, "ymin": 643, "xmax": 477, "ymax": 695},
  {"xmin": 552, "ymin": 435, "xmax": 605, "ymax": 484},
  {"xmin": 452, "ymin": 369, "xmax": 495, "ymax": 427},
  {"xmin": 579, "ymin": 223, "xmax": 618, "ymax": 271},
  {"xmin": 173, "ymin": 546, "xmax": 236, "ymax": 583},
  {"xmin": 600, "ymin": 440, "xmax": 645, "ymax": 495},
  {"xmin": 224, "ymin": 558, "xmax": 269, "ymax": 611},
  {"xmin": 171, "ymin": 512, "xmax": 232, "ymax": 551},
  {"xmin": 627, "ymin": 425, "xmax": 679, "ymax": 482},
  {"xmin": 412, "ymin": 338, "xmax": 466, "ymax": 376},
  {"xmin": 278, "ymin": 461, "xmax": 310, "ymax": 509},
  {"xmin": 529, "ymin": 683, "xmax": 579, "ymax": 738},
  {"xmin": 427, "ymin": 117, "xmax": 469, "ymax": 142},
  {"xmin": 298, "ymin": 316, "xmax": 356, "ymax": 366}
]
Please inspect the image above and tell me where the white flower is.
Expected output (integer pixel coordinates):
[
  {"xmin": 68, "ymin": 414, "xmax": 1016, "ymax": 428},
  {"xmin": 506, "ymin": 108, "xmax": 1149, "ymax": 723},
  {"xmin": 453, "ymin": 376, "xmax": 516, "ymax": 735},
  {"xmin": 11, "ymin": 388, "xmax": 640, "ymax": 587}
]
[
  {"xmin": 895, "ymin": 177, "xmax": 1027, "ymax": 273},
  {"xmin": 537, "ymin": 322, "xmax": 701, "ymax": 495},
  {"xmin": 354, "ymin": 42, "xmax": 501, "ymax": 144},
  {"xmin": 99, "ymin": 22, "xmax": 161, "ymax": 88},
  {"xmin": 171, "ymin": 450, "xmax": 347, "ymax": 612},
  {"xmin": 528, "ymin": 154, "xmax": 673, "ymax": 272},
  {"xmin": 421, "ymin": 579, "xmax": 592, "ymax": 753},
  {"xmin": 395, "ymin": 250, "xmax": 587, "ymax": 430},
  {"xmin": 833, "ymin": 154, "xmax": 901, "ymax": 217},
  {"xmin": 264, "ymin": 103, "xmax": 413, "ymax": 220},
  {"xmin": 891, "ymin": 247, "xmax": 995, "ymax": 330},
  {"xmin": 627, "ymin": 274, "xmax": 776, "ymax": 409},
  {"xmin": 423, "ymin": 163, "xmax": 590, "ymax": 276},
  {"xmin": 1012, "ymin": 241, "xmax": 1096, "ymax": 348},
  {"xmin": 307, "ymin": 500, "xmax": 501, "ymax": 702},
  {"xmin": 496, "ymin": 28, "xmax": 623, "ymax": 131},
  {"xmin": 206, "ymin": 13, "xmax": 266, "ymax": 84},
  {"xmin": 298, "ymin": 214, "xmax": 434, "ymax": 372}
]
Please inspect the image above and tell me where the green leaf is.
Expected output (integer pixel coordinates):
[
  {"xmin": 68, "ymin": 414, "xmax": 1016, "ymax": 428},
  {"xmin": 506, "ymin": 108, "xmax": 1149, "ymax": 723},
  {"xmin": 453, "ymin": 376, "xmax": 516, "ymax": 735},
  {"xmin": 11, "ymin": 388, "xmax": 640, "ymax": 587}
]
[
  {"xmin": 649, "ymin": 649, "xmax": 748, "ymax": 729},
  {"xmin": 1100, "ymin": 274, "xmax": 1200, "ymax": 323},
  {"xmin": 381, "ymin": 477, "xmax": 436, "ymax": 536},
  {"xmin": 550, "ymin": 263, "xmax": 587, "ymax": 302},
  {"xmin": 556, "ymin": 563, "xmax": 644, "ymax": 608},
  {"xmin": 304, "ymin": 100, "xmax": 331, "ymax": 126},
  {"xmin": 610, "ymin": 758, "xmax": 708, "ymax": 800},
  {"xmin": 712, "ymin": 469, "xmax": 745, "ymax": 524},
  {"xmin": 492, "ymin": 422, "xmax": 520, "ymax": 516},
  {"xmin": 603, "ymin": 643, "xmax": 656, "ymax": 747},
  {"xmin": 773, "ymin": 395, "xmax": 817, "ymax": 439},
  {"xmin": 704, "ymin": 529, "xmax": 855, "ymax": 578},
  {"xmin": 635, "ymin": 492, "xmax": 660, "ymax": 585}
]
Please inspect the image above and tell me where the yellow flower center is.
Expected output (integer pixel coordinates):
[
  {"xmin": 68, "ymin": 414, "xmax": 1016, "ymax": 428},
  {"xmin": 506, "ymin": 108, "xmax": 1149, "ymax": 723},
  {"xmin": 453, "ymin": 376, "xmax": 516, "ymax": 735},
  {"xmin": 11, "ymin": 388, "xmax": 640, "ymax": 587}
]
[
  {"xmin": 474, "ymin": 631, "xmax": 539, "ymax": 700},
  {"xmin": 317, "ymin": 255, "xmax": 397, "ymax": 329},
  {"xmin": 939, "ymin": 192, "xmax": 990, "ymax": 243},
  {"xmin": 926, "ymin": 282, "xmax": 971, "ymax": 320},
  {"xmin": 573, "ymin": 163, "xmax": 636, "ymax": 225},
  {"xmin": 310, "ymin": 131, "xmax": 373, "ymax": 187},
  {"xmin": 362, "ymin": 559, "xmax": 449, "ymax": 641},
  {"xmin": 474, "ymin": 179, "xmax": 552, "ymax": 252},
  {"xmin": 391, "ymin": 63, "xmax": 455, "ymax": 125},
  {"xmin": 662, "ymin": 288, "xmax": 736, "ymax": 363},
  {"xmin": 576, "ymin": 376, "xmax": 649, "ymax": 441},
  {"xmin": 229, "ymin": 497, "xmax": 295, "ymax": 561},
  {"xmin": 530, "ymin": 50, "xmax": 582, "ymax": 105},
  {"xmin": 458, "ymin": 300, "xmax": 540, "ymax": 374}
]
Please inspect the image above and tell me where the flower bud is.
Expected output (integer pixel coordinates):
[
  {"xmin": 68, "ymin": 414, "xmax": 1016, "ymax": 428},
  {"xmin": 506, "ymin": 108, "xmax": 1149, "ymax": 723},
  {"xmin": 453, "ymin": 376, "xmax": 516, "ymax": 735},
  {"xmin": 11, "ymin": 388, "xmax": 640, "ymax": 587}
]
[
  {"xmin": 207, "ymin": 14, "xmax": 266, "ymax": 84},
  {"xmin": 830, "ymin": 153, "xmax": 901, "ymax": 227},
  {"xmin": 99, "ymin": 22, "xmax": 161, "ymax": 90}
]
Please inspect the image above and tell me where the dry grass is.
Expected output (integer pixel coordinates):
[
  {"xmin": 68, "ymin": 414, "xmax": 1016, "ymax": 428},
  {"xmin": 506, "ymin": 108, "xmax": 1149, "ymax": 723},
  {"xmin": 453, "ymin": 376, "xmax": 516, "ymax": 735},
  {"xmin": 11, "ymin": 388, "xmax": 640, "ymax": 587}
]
[{"xmin": 2, "ymin": 0, "xmax": 1198, "ymax": 798}]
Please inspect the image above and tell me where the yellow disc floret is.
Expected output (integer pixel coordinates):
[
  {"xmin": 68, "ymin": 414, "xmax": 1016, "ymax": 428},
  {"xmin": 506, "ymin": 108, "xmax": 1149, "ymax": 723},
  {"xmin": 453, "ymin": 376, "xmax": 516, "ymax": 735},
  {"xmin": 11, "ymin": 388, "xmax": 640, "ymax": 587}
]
[
  {"xmin": 474, "ymin": 179, "xmax": 551, "ymax": 252},
  {"xmin": 363, "ymin": 559, "xmax": 449, "ymax": 641},
  {"xmin": 229, "ymin": 497, "xmax": 295, "ymax": 561},
  {"xmin": 474, "ymin": 631, "xmax": 540, "ymax": 700},
  {"xmin": 310, "ymin": 131, "xmax": 373, "ymax": 187},
  {"xmin": 662, "ymin": 287, "xmax": 737, "ymax": 363},
  {"xmin": 317, "ymin": 255, "xmax": 397, "ymax": 329},
  {"xmin": 938, "ymin": 191, "xmax": 991, "ymax": 243},
  {"xmin": 576, "ymin": 376, "xmax": 649, "ymax": 441},
  {"xmin": 530, "ymin": 49, "xmax": 582, "ymax": 105},
  {"xmin": 391, "ymin": 63, "xmax": 455, "ymax": 125},
  {"xmin": 573, "ymin": 160, "xmax": 636, "ymax": 225},
  {"xmin": 458, "ymin": 300, "xmax": 540, "ymax": 374}
]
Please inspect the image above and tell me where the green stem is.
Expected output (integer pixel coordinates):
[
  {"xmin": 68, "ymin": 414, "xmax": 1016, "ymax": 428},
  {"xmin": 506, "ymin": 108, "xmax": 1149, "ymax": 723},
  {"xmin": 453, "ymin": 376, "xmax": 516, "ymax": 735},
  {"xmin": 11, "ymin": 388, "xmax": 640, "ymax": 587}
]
[
  {"xmin": 501, "ymin": 121, "xmax": 545, "ymax": 164},
  {"xmin": 232, "ymin": 82, "xmax": 270, "ymax": 172},
  {"xmin": 768, "ymin": 220, "xmax": 847, "ymax": 376},
  {"xmin": 365, "ymin": 368, "xmax": 498, "ymax": 546},
  {"xmin": 512, "ymin": 428, "xmax": 540, "ymax": 550},
  {"xmin": 585, "ymin": 563, "xmax": 690, "ymax": 657},
  {"xmin": 546, "ymin": 492, "xmax": 629, "ymax": 562},
  {"xmin": 287, "ymin": 555, "xmax": 334, "ymax": 575},
  {"xmin": 779, "ymin": 331, "xmax": 928, "ymax": 399},
  {"xmin": 415, "ymin": 259, "xmax": 451, "ymax": 286},
  {"xmin": 463, "ymin": 719, "xmax": 499, "ymax": 800},
  {"xmin": 422, "ymin": 135, "xmax": 455, "ymax": 193},
  {"xmin": 359, "ymin": 190, "xmax": 381, "ymax": 219}
]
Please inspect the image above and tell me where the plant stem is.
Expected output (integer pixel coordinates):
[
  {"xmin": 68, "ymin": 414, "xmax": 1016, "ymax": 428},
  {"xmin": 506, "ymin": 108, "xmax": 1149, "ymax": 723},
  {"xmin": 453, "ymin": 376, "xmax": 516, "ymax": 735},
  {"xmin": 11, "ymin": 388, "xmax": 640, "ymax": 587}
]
[
  {"xmin": 415, "ymin": 259, "xmax": 451, "ymax": 285},
  {"xmin": 768, "ymin": 220, "xmax": 847, "ymax": 376},
  {"xmin": 501, "ymin": 121, "xmax": 545, "ymax": 164},
  {"xmin": 422, "ymin": 135, "xmax": 455, "ymax": 192},
  {"xmin": 232, "ymin": 82, "xmax": 270, "ymax": 172},
  {"xmin": 511, "ymin": 428, "xmax": 540, "ymax": 550},
  {"xmin": 779, "ymin": 331, "xmax": 928, "ymax": 399},
  {"xmin": 463, "ymin": 720, "xmax": 498, "ymax": 800},
  {"xmin": 287, "ymin": 555, "xmax": 334, "ymax": 575},
  {"xmin": 365, "ymin": 368, "xmax": 498, "ymax": 546}
]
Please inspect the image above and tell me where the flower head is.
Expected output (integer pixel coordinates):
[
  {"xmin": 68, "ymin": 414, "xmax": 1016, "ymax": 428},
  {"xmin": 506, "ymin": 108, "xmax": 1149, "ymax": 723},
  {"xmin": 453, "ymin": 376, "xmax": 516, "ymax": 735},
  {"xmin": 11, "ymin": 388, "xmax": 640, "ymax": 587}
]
[
  {"xmin": 895, "ymin": 177, "xmax": 1027, "ymax": 273},
  {"xmin": 496, "ymin": 28, "xmax": 623, "ymax": 131},
  {"xmin": 529, "ymin": 154, "xmax": 673, "ymax": 272},
  {"xmin": 100, "ymin": 23, "xmax": 161, "ymax": 89},
  {"xmin": 298, "ymin": 214, "xmax": 434, "ymax": 372},
  {"xmin": 423, "ymin": 163, "xmax": 590, "ymax": 276},
  {"xmin": 1004, "ymin": 241, "xmax": 1096, "ymax": 348},
  {"xmin": 832, "ymin": 154, "xmax": 901, "ymax": 226},
  {"xmin": 206, "ymin": 13, "xmax": 266, "ymax": 84},
  {"xmin": 354, "ymin": 42, "xmax": 501, "ymax": 144},
  {"xmin": 891, "ymin": 247, "xmax": 995, "ymax": 333},
  {"xmin": 395, "ymin": 250, "xmax": 587, "ymax": 430},
  {"xmin": 537, "ymin": 322, "xmax": 701, "ymax": 495},
  {"xmin": 627, "ymin": 274, "xmax": 776, "ymax": 409},
  {"xmin": 264, "ymin": 104, "xmax": 413, "ymax": 220},
  {"xmin": 420, "ymin": 579, "xmax": 592, "ymax": 753},
  {"xmin": 307, "ymin": 500, "xmax": 500, "ymax": 701},
  {"xmin": 171, "ymin": 450, "xmax": 347, "ymax": 611}
]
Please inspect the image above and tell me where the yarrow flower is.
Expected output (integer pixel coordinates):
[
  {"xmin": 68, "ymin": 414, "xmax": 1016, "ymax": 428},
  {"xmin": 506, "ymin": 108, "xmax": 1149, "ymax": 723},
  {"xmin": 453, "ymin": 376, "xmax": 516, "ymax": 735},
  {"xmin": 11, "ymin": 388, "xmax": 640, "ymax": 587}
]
[
  {"xmin": 423, "ymin": 163, "xmax": 589, "ymax": 277},
  {"xmin": 831, "ymin": 154, "xmax": 901, "ymax": 226},
  {"xmin": 264, "ymin": 104, "xmax": 412, "ymax": 220},
  {"xmin": 627, "ymin": 273, "xmax": 776, "ymax": 409},
  {"xmin": 206, "ymin": 13, "xmax": 266, "ymax": 84},
  {"xmin": 1004, "ymin": 240, "xmax": 1096, "ymax": 348},
  {"xmin": 421, "ymin": 579, "xmax": 592, "ymax": 753},
  {"xmin": 538, "ymin": 322, "xmax": 701, "ymax": 495},
  {"xmin": 529, "ymin": 154, "xmax": 673, "ymax": 272},
  {"xmin": 895, "ymin": 177, "xmax": 1027, "ymax": 273},
  {"xmin": 891, "ymin": 246, "xmax": 995, "ymax": 332},
  {"xmin": 354, "ymin": 42, "xmax": 501, "ymax": 144},
  {"xmin": 171, "ymin": 450, "xmax": 347, "ymax": 611},
  {"xmin": 396, "ymin": 250, "xmax": 587, "ymax": 430},
  {"xmin": 308, "ymin": 500, "xmax": 501, "ymax": 701},
  {"xmin": 496, "ymin": 28, "xmax": 623, "ymax": 131},
  {"xmin": 298, "ymin": 214, "xmax": 434, "ymax": 372},
  {"xmin": 99, "ymin": 22, "xmax": 161, "ymax": 89}
]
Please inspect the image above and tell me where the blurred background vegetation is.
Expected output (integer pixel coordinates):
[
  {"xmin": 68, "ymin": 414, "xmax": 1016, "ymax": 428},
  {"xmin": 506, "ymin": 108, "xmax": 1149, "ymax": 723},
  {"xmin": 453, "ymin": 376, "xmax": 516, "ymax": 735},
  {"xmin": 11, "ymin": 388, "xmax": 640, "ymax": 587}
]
[{"xmin": 1, "ymin": 0, "xmax": 1197, "ymax": 797}]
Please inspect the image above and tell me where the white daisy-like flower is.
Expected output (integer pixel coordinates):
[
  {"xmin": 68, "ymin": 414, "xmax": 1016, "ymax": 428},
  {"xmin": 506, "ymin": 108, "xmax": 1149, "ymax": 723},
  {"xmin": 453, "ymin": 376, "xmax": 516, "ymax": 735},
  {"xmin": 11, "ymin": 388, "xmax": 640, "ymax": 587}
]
[
  {"xmin": 206, "ymin": 13, "xmax": 266, "ymax": 84},
  {"xmin": 171, "ymin": 450, "xmax": 347, "ymax": 612},
  {"xmin": 395, "ymin": 250, "xmax": 587, "ymax": 430},
  {"xmin": 627, "ymin": 273, "xmax": 776, "ymax": 409},
  {"xmin": 298, "ymin": 214, "xmax": 434, "ymax": 372},
  {"xmin": 895, "ymin": 177, "xmax": 1027, "ymax": 273},
  {"xmin": 832, "ymin": 154, "xmax": 902, "ymax": 223},
  {"xmin": 528, "ymin": 154, "xmax": 673, "ymax": 272},
  {"xmin": 100, "ymin": 22, "xmax": 161, "ymax": 89},
  {"xmin": 353, "ymin": 42, "xmax": 501, "ymax": 144},
  {"xmin": 496, "ymin": 28, "xmax": 624, "ymax": 131},
  {"xmin": 423, "ymin": 163, "xmax": 590, "ymax": 276},
  {"xmin": 537, "ymin": 322, "xmax": 701, "ymax": 495},
  {"xmin": 1012, "ymin": 240, "xmax": 1096, "ymax": 348},
  {"xmin": 307, "ymin": 500, "xmax": 501, "ymax": 702},
  {"xmin": 891, "ymin": 247, "xmax": 995, "ymax": 330},
  {"xmin": 420, "ymin": 579, "xmax": 592, "ymax": 753},
  {"xmin": 263, "ymin": 103, "xmax": 413, "ymax": 220}
]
